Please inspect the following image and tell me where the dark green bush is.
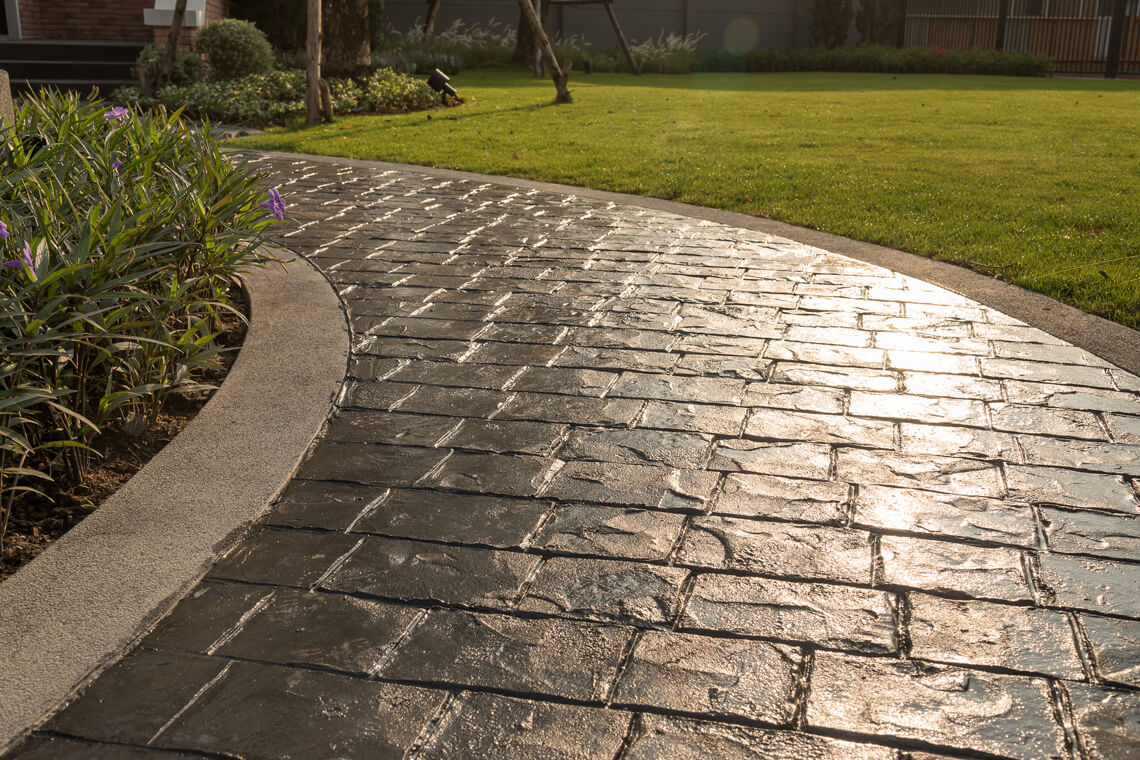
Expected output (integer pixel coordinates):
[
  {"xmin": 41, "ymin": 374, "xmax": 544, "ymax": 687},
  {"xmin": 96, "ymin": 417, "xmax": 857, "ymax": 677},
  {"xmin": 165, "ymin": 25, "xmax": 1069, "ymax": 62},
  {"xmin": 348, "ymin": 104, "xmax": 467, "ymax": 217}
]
[
  {"xmin": 114, "ymin": 67, "xmax": 439, "ymax": 126},
  {"xmin": 742, "ymin": 45, "xmax": 1052, "ymax": 76},
  {"xmin": 195, "ymin": 18, "xmax": 275, "ymax": 80},
  {"xmin": 135, "ymin": 43, "xmax": 204, "ymax": 87},
  {"xmin": 697, "ymin": 49, "xmax": 745, "ymax": 72}
]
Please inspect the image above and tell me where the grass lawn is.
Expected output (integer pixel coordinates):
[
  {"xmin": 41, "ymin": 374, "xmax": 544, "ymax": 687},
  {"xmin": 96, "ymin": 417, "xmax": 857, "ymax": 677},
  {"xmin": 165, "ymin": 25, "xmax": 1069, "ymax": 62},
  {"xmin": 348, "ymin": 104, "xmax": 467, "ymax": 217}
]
[{"xmin": 235, "ymin": 70, "xmax": 1140, "ymax": 328}]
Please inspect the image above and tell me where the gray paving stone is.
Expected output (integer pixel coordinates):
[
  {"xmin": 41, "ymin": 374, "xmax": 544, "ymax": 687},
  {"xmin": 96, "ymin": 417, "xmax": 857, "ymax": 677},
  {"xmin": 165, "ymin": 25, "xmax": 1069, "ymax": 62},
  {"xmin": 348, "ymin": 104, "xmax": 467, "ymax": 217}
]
[
  {"xmin": 981, "ymin": 358, "xmax": 1115, "ymax": 389},
  {"xmin": 848, "ymin": 392, "xmax": 986, "ymax": 426},
  {"xmin": 533, "ymin": 504, "xmax": 685, "ymax": 560},
  {"xmin": 639, "ymin": 400, "xmax": 748, "ymax": 436},
  {"xmin": 763, "ymin": 340, "xmax": 885, "ymax": 369},
  {"xmin": 678, "ymin": 517, "xmax": 872, "ymax": 584},
  {"xmin": 5, "ymin": 737, "xmax": 192, "ymax": 759},
  {"xmin": 467, "ymin": 341, "xmax": 566, "ymax": 366},
  {"xmin": 1020, "ymin": 438, "xmax": 1140, "ymax": 477},
  {"xmin": 1040, "ymin": 506, "xmax": 1140, "ymax": 560},
  {"xmin": 1005, "ymin": 465, "xmax": 1140, "ymax": 514},
  {"xmin": 1066, "ymin": 683, "xmax": 1140, "ymax": 760},
  {"xmin": 770, "ymin": 363, "xmax": 899, "ymax": 392},
  {"xmin": 622, "ymin": 714, "xmax": 894, "ymax": 760},
  {"xmin": 294, "ymin": 442, "xmax": 449, "ymax": 486},
  {"xmin": 886, "ymin": 350, "xmax": 979, "ymax": 375},
  {"xmin": 519, "ymin": 557, "xmax": 688, "ymax": 625},
  {"xmin": 367, "ymin": 317, "xmax": 486, "ymax": 341},
  {"xmin": 557, "ymin": 427, "xmax": 711, "ymax": 469},
  {"xmin": 394, "ymin": 385, "xmax": 506, "ymax": 418},
  {"xmin": 672, "ymin": 354, "xmax": 771, "ymax": 380},
  {"xmin": 346, "ymin": 355, "xmax": 404, "ymax": 380},
  {"xmin": 745, "ymin": 408, "xmax": 895, "ymax": 449},
  {"xmin": 440, "ymin": 418, "xmax": 566, "ymax": 456},
  {"xmin": 381, "ymin": 609, "xmax": 632, "ymax": 702},
  {"xmin": 741, "ymin": 383, "xmax": 845, "ymax": 414},
  {"xmin": 323, "ymin": 536, "xmax": 538, "ymax": 608},
  {"xmin": 1106, "ymin": 412, "xmax": 1140, "ymax": 444},
  {"xmin": 680, "ymin": 574, "xmax": 897, "ymax": 654},
  {"xmin": 496, "ymin": 393, "xmax": 644, "ymax": 426},
  {"xmin": 1036, "ymin": 553, "xmax": 1140, "ymax": 617},
  {"xmin": 1003, "ymin": 380, "xmax": 1140, "ymax": 414},
  {"xmin": 158, "ymin": 662, "xmax": 445, "ymax": 759},
  {"xmin": 417, "ymin": 451, "xmax": 553, "ymax": 497},
  {"xmin": 713, "ymin": 474, "xmax": 849, "ymax": 523},
  {"xmin": 989, "ymin": 403, "xmax": 1107, "ymax": 440},
  {"xmin": 708, "ymin": 441, "xmax": 832, "ymax": 480},
  {"xmin": 388, "ymin": 360, "xmax": 520, "ymax": 390},
  {"xmin": 608, "ymin": 372, "xmax": 746, "ymax": 405},
  {"xmin": 208, "ymin": 528, "xmax": 361, "ymax": 587},
  {"xmin": 323, "ymin": 410, "xmax": 457, "ymax": 446},
  {"xmin": 907, "ymin": 593, "xmax": 1084, "ymax": 679},
  {"xmin": 901, "ymin": 371, "xmax": 1005, "ymax": 401},
  {"xmin": 418, "ymin": 692, "xmax": 631, "ymax": 760},
  {"xmin": 543, "ymin": 460, "xmax": 719, "ymax": 510},
  {"xmin": 993, "ymin": 340, "xmax": 1110, "ymax": 366},
  {"xmin": 853, "ymin": 485, "xmax": 1036, "ymax": 547},
  {"xmin": 836, "ymin": 450, "xmax": 1003, "ymax": 497},
  {"xmin": 1080, "ymin": 614, "xmax": 1140, "ymax": 688},
  {"xmin": 554, "ymin": 345, "xmax": 679, "ymax": 373},
  {"xmin": 805, "ymin": 653, "xmax": 1065, "ymax": 760},
  {"xmin": 880, "ymin": 535, "xmax": 1032, "ymax": 602},
  {"xmin": 214, "ymin": 589, "xmax": 419, "ymax": 674},
  {"xmin": 509, "ymin": 366, "xmax": 617, "ymax": 396},
  {"xmin": 875, "ymin": 332, "xmax": 990, "ymax": 356},
  {"xmin": 268, "ymin": 479, "xmax": 384, "ymax": 530},
  {"xmin": 611, "ymin": 631, "xmax": 802, "ymax": 723},
  {"xmin": 45, "ymin": 649, "xmax": 228, "ymax": 744},
  {"xmin": 355, "ymin": 489, "xmax": 550, "ymax": 548},
  {"xmin": 355, "ymin": 336, "xmax": 472, "ymax": 361},
  {"xmin": 339, "ymin": 380, "xmax": 417, "ymax": 410}
]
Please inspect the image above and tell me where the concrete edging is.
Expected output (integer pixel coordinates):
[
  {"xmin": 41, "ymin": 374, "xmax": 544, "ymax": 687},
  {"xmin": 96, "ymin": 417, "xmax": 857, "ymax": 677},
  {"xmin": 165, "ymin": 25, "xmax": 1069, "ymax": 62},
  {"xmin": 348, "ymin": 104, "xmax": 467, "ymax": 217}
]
[
  {"xmin": 0, "ymin": 252, "xmax": 349, "ymax": 752},
  {"xmin": 248, "ymin": 150, "xmax": 1140, "ymax": 377}
]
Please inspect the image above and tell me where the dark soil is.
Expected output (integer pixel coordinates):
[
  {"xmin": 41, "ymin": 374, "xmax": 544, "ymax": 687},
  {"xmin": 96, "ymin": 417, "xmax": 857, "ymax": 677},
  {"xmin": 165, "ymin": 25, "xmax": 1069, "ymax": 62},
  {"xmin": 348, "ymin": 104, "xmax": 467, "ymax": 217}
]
[{"xmin": 0, "ymin": 300, "xmax": 249, "ymax": 580}]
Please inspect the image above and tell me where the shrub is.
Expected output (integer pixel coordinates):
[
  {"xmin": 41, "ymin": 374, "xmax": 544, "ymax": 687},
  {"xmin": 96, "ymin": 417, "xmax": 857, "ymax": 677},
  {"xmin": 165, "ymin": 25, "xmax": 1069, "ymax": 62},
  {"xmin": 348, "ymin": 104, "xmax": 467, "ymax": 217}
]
[
  {"xmin": 114, "ymin": 67, "xmax": 439, "ymax": 126},
  {"xmin": 135, "ymin": 43, "xmax": 204, "ymax": 88},
  {"xmin": 0, "ymin": 90, "xmax": 282, "ymax": 548},
  {"xmin": 856, "ymin": 0, "xmax": 901, "ymax": 45},
  {"xmin": 811, "ymin": 0, "xmax": 854, "ymax": 49},
  {"xmin": 195, "ymin": 18, "xmax": 275, "ymax": 80},
  {"xmin": 696, "ymin": 49, "xmax": 746, "ymax": 73},
  {"xmin": 743, "ymin": 45, "xmax": 1052, "ymax": 76}
]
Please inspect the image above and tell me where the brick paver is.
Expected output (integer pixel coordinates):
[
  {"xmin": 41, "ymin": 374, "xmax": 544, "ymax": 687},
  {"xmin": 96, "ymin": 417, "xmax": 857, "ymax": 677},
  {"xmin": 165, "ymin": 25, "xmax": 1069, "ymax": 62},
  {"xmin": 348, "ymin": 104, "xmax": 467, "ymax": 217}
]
[{"xmin": 9, "ymin": 156, "xmax": 1140, "ymax": 759}]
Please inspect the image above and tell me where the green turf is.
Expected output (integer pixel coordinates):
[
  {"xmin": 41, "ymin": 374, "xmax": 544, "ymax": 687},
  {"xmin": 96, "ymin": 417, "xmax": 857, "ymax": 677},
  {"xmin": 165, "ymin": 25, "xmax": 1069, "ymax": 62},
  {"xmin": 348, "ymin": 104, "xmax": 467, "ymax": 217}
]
[{"xmin": 235, "ymin": 70, "xmax": 1140, "ymax": 328}]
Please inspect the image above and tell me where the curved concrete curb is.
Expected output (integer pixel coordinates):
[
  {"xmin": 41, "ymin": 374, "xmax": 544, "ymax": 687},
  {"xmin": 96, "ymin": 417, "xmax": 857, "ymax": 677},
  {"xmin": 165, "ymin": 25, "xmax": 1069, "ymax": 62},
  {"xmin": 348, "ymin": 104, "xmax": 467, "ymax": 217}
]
[
  {"xmin": 245, "ymin": 150, "xmax": 1140, "ymax": 377},
  {"xmin": 0, "ymin": 253, "xmax": 349, "ymax": 752}
]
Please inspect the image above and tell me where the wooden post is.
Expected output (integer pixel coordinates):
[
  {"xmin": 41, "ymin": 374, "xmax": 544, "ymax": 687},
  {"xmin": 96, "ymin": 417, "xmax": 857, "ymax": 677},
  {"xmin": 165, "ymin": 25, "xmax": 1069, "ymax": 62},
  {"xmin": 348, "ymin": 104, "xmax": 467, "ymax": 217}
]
[
  {"xmin": 995, "ymin": 0, "xmax": 1009, "ymax": 52},
  {"xmin": 603, "ymin": 0, "xmax": 639, "ymax": 74},
  {"xmin": 307, "ymin": 0, "xmax": 322, "ymax": 125},
  {"xmin": 423, "ymin": 0, "xmax": 442, "ymax": 44},
  {"xmin": 517, "ymin": 0, "xmax": 571, "ymax": 103},
  {"xmin": 1105, "ymin": 0, "xmax": 1127, "ymax": 79},
  {"xmin": 157, "ymin": 0, "xmax": 189, "ymax": 90}
]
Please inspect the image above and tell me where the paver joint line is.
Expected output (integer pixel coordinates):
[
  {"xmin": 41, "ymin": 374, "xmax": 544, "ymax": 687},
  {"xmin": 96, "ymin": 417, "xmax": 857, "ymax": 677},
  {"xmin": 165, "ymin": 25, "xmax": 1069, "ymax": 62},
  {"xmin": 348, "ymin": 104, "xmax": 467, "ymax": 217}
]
[{"xmin": 3, "ymin": 155, "xmax": 1139, "ymax": 760}]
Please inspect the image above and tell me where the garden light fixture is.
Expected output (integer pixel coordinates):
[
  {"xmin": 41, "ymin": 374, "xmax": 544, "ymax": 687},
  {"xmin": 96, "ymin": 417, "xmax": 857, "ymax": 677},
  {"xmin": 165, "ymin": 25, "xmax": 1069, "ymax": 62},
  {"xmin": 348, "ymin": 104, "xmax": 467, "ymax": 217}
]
[{"xmin": 427, "ymin": 68, "xmax": 458, "ymax": 103}]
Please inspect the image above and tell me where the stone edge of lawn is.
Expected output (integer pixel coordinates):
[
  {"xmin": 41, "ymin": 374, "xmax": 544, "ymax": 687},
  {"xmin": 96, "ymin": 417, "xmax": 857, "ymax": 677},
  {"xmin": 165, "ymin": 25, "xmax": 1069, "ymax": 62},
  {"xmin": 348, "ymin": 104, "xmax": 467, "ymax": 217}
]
[
  {"xmin": 244, "ymin": 150, "xmax": 1140, "ymax": 378},
  {"xmin": 0, "ymin": 250, "xmax": 349, "ymax": 752}
]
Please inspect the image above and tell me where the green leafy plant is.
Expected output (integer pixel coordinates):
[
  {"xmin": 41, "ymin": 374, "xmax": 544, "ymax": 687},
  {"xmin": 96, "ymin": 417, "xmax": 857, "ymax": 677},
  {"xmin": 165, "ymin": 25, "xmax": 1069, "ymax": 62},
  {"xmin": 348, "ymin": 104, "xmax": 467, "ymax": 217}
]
[
  {"xmin": 744, "ymin": 45, "xmax": 1051, "ymax": 76},
  {"xmin": 195, "ymin": 18, "xmax": 276, "ymax": 80},
  {"xmin": 0, "ymin": 89, "xmax": 282, "ymax": 555},
  {"xmin": 135, "ymin": 43, "xmax": 204, "ymax": 88},
  {"xmin": 811, "ymin": 0, "xmax": 854, "ymax": 49},
  {"xmin": 856, "ymin": 0, "xmax": 901, "ymax": 45}
]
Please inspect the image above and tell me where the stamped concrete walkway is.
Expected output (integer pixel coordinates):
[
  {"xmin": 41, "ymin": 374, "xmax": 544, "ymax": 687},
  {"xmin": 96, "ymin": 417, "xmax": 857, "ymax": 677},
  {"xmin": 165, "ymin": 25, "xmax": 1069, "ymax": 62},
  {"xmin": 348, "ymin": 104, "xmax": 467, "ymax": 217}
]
[{"xmin": 8, "ymin": 155, "xmax": 1140, "ymax": 759}]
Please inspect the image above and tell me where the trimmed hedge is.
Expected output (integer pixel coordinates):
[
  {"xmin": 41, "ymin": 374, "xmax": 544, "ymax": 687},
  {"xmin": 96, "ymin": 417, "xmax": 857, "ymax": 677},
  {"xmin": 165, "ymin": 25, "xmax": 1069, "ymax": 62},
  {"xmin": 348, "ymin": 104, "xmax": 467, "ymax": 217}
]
[{"xmin": 742, "ymin": 45, "xmax": 1053, "ymax": 76}]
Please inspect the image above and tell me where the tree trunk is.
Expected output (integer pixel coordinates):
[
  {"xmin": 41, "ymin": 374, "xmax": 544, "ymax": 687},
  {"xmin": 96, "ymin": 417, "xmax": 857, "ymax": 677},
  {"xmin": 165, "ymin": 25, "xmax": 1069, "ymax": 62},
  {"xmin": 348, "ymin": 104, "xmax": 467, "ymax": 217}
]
[
  {"xmin": 307, "ymin": 0, "xmax": 322, "ymax": 125},
  {"xmin": 512, "ymin": 0, "xmax": 550, "ymax": 68},
  {"xmin": 322, "ymin": 0, "xmax": 372, "ymax": 77},
  {"xmin": 156, "ymin": 0, "xmax": 189, "ymax": 90},
  {"xmin": 516, "ymin": 0, "xmax": 570, "ymax": 103}
]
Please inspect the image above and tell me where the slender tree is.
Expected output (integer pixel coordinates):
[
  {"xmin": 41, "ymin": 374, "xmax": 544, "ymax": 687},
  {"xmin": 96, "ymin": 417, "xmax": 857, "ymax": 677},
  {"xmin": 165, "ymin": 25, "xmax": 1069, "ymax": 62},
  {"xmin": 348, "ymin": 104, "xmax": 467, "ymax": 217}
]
[
  {"xmin": 307, "ymin": 0, "xmax": 321, "ymax": 125},
  {"xmin": 513, "ymin": 0, "xmax": 550, "ymax": 69},
  {"xmin": 810, "ymin": 0, "xmax": 854, "ymax": 49},
  {"xmin": 516, "ymin": 0, "xmax": 570, "ymax": 102},
  {"xmin": 322, "ymin": 0, "xmax": 372, "ymax": 77},
  {"xmin": 856, "ymin": 0, "xmax": 900, "ymax": 45},
  {"xmin": 156, "ymin": 0, "xmax": 189, "ymax": 90}
]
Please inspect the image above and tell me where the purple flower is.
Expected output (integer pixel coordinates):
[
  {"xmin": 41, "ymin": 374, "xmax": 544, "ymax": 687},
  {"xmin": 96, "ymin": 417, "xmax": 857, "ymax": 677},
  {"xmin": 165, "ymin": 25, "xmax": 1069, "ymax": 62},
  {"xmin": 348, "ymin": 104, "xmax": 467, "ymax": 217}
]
[
  {"xmin": 2, "ymin": 242, "xmax": 35, "ymax": 281},
  {"xmin": 0, "ymin": 221, "xmax": 8, "ymax": 239},
  {"xmin": 112, "ymin": 157, "xmax": 124, "ymax": 174},
  {"xmin": 260, "ymin": 187, "xmax": 286, "ymax": 221},
  {"xmin": 104, "ymin": 107, "xmax": 129, "ymax": 122}
]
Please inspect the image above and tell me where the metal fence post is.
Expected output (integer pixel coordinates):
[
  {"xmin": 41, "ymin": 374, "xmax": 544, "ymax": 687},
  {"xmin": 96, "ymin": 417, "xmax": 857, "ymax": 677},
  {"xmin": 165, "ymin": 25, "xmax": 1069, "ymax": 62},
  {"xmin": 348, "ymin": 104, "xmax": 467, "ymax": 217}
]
[
  {"xmin": 1106, "ymin": 0, "xmax": 1127, "ymax": 78},
  {"xmin": 896, "ymin": 0, "xmax": 908, "ymax": 48},
  {"xmin": 995, "ymin": 0, "xmax": 1010, "ymax": 51}
]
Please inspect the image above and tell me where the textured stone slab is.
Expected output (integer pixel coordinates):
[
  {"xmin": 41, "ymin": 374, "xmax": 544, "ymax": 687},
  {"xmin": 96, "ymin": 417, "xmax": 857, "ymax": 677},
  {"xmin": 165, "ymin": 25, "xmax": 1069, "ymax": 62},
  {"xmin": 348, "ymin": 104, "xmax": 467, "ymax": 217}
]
[
  {"xmin": 762, "ymin": 340, "xmax": 885, "ymax": 369},
  {"xmin": 534, "ymin": 504, "xmax": 685, "ymax": 560},
  {"xmin": 708, "ymin": 441, "xmax": 832, "ymax": 480},
  {"xmin": 1002, "ymin": 380, "xmax": 1140, "ymax": 414},
  {"xmin": 323, "ymin": 411, "xmax": 456, "ymax": 446},
  {"xmin": 6, "ymin": 736, "xmax": 196, "ymax": 759},
  {"xmin": 381, "ymin": 609, "xmax": 632, "ymax": 701},
  {"xmin": 268, "ymin": 479, "xmax": 385, "ymax": 530},
  {"xmin": 980, "ymin": 358, "xmax": 1114, "ymax": 389},
  {"xmin": 678, "ymin": 517, "xmax": 872, "ymax": 584},
  {"xmin": 713, "ymin": 473, "xmax": 849, "ymax": 523},
  {"xmin": 908, "ymin": 593, "xmax": 1083, "ymax": 679},
  {"xmin": 1105, "ymin": 412, "xmax": 1140, "ymax": 443},
  {"xmin": 355, "ymin": 489, "xmax": 550, "ymax": 548},
  {"xmin": 806, "ymin": 653, "xmax": 1065, "ymax": 760},
  {"xmin": 417, "ymin": 452, "xmax": 552, "ymax": 497},
  {"xmin": 208, "ymin": 528, "xmax": 361, "ymax": 587},
  {"xmin": 836, "ymin": 450, "xmax": 1003, "ymax": 497},
  {"xmin": 543, "ymin": 460, "xmax": 718, "ymax": 510},
  {"xmin": 395, "ymin": 385, "xmax": 506, "ymax": 418},
  {"xmin": 441, "ymin": 419, "xmax": 566, "ymax": 456},
  {"xmin": 770, "ymin": 363, "xmax": 899, "ymax": 392},
  {"xmin": 496, "ymin": 393, "xmax": 644, "ymax": 426},
  {"xmin": 557, "ymin": 427, "xmax": 712, "ymax": 469},
  {"xmin": 673, "ymin": 354, "xmax": 771, "ymax": 380},
  {"xmin": 608, "ymin": 372, "xmax": 746, "ymax": 405},
  {"xmin": 45, "ymin": 650, "xmax": 228, "ymax": 744},
  {"xmin": 622, "ymin": 714, "xmax": 895, "ymax": 760},
  {"xmin": 681, "ymin": 575, "xmax": 896, "ymax": 654},
  {"xmin": 467, "ymin": 342, "xmax": 566, "ymax": 366},
  {"xmin": 1005, "ymin": 465, "xmax": 1140, "ymax": 514},
  {"xmin": 419, "ymin": 692, "xmax": 631, "ymax": 760},
  {"xmin": 1040, "ymin": 506, "xmax": 1140, "ymax": 560},
  {"xmin": 158, "ymin": 662, "xmax": 445, "ymax": 759},
  {"xmin": 520, "ymin": 557, "xmax": 688, "ymax": 625},
  {"xmin": 323, "ymin": 537, "xmax": 538, "ymax": 608},
  {"xmin": 509, "ymin": 367, "xmax": 617, "ymax": 396},
  {"xmin": 142, "ymin": 581, "xmax": 272, "ymax": 653},
  {"xmin": 901, "ymin": 371, "xmax": 1004, "ymax": 401},
  {"xmin": 554, "ymin": 346, "xmax": 679, "ymax": 373},
  {"xmin": 215, "ymin": 590, "xmax": 420, "ymax": 674},
  {"xmin": 1081, "ymin": 615, "xmax": 1140, "ymax": 688},
  {"xmin": 875, "ymin": 332, "xmax": 989, "ymax": 355},
  {"xmin": 741, "ymin": 384, "xmax": 845, "ymax": 414},
  {"xmin": 612, "ymin": 631, "xmax": 801, "ymax": 723},
  {"xmin": 339, "ymin": 380, "xmax": 417, "ymax": 410},
  {"xmin": 887, "ymin": 349, "xmax": 979, "ymax": 376},
  {"xmin": 898, "ymin": 423, "xmax": 1020, "ymax": 460},
  {"xmin": 639, "ymin": 400, "xmax": 748, "ymax": 436},
  {"xmin": 1036, "ymin": 553, "xmax": 1140, "ymax": 617},
  {"xmin": 389, "ymin": 360, "xmax": 520, "ymax": 390},
  {"xmin": 879, "ymin": 535, "xmax": 1032, "ymax": 602},
  {"xmin": 745, "ymin": 408, "xmax": 894, "ymax": 449},
  {"xmin": 989, "ymin": 403, "xmax": 1106, "ymax": 440},
  {"xmin": 1020, "ymin": 438, "xmax": 1140, "ymax": 476},
  {"xmin": 293, "ymin": 443, "xmax": 448, "ymax": 486},
  {"xmin": 1066, "ymin": 683, "xmax": 1140, "ymax": 760},
  {"xmin": 848, "ymin": 392, "xmax": 986, "ymax": 426},
  {"xmin": 853, "ymin": 485, "xmax": 1036, "ymax": 547}
]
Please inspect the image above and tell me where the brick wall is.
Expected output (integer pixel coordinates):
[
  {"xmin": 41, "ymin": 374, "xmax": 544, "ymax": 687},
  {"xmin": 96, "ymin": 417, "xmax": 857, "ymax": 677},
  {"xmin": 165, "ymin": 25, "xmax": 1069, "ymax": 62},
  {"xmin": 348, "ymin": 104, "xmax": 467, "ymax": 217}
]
[{"xmin": 20, "ymin": 0, "xmax": 154, "ymax": 41}]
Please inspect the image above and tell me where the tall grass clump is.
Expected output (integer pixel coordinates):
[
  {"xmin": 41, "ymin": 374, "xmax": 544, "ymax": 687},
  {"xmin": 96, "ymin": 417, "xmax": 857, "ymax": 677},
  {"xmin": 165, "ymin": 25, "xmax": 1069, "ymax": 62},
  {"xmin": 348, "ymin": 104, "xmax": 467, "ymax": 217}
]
[{"xmin": 0, "ymin": 89, "xmax": 282, "ymax": 553}]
